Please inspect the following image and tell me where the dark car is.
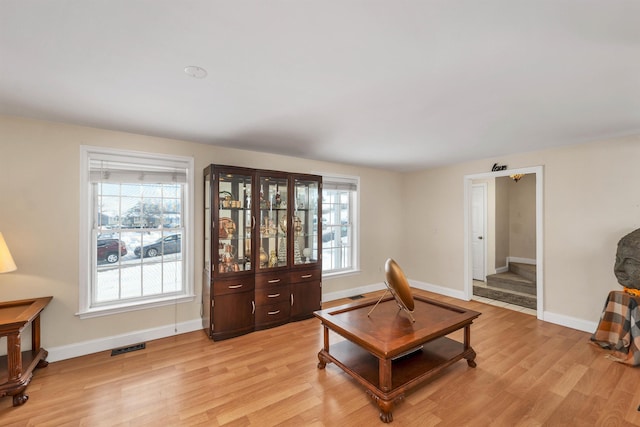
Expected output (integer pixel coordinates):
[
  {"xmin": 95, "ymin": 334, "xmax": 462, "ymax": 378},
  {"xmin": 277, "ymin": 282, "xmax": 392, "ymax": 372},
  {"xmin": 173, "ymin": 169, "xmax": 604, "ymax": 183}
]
[
  {"xmin": 97, "ymin": 239, "xmax": 127, "ymax": 263},
  {"xmin": 134, "ymin": 234, "xmax": 181, "ymax": 258},
  {"xmin": 322, "ymin": 222, "xmax": 349, "ymax": 242}
]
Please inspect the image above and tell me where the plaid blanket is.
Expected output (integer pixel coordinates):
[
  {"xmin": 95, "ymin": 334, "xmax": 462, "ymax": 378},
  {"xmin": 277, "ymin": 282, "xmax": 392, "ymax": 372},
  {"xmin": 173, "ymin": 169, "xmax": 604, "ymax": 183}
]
[{"xmin": 591, "ymin": 290, "xmax": 640, "ymax": 365}]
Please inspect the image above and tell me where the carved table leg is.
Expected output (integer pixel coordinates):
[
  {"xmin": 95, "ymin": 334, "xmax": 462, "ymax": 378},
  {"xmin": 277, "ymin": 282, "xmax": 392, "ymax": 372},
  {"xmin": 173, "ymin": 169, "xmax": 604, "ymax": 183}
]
[
  {"xmin": 377, "ymin": 397, "xmax": 395, "ymax": 423},
  {"xmin": 465, "ymin": 348, "xmax": 477, "ymax": 368},
  {"xmin": 464, "ymin": 325, "xmax": 477, "ymax": 367},
  {"xmin": 317, "ymin": 351, "xmax": 329, "ymax": 369},
  {"xmin": 12, "ymin": 392, "xmax": 29, "ymax": 406},
  {"xmin": 367, "ymin": 391, "xmax": 404, "ymax": 423},
  {"xmin": 318, "ymin": 325, "xmax": 330, "ymax": 369},
  {"xmin": 7, "ymin": 333, "xmax": 23, "ymax": 384}
]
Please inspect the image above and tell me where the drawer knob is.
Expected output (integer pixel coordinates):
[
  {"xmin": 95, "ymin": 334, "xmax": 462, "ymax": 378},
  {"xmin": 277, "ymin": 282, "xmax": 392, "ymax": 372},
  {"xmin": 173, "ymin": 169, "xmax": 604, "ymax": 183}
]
[
  {"xmin": 228, "ymin": 284, "xmax": 243, "ymax": 289},
  {"xmin": 268, "ymin": 310, "xmax": 281, "ymax": 315},
  {"xmin": 268, "ymin": 278, "xmax": 281, "ymax": 284},
  {"xmin": 268, "ymin": 293, "xmax": 280, "ymax": 298}
]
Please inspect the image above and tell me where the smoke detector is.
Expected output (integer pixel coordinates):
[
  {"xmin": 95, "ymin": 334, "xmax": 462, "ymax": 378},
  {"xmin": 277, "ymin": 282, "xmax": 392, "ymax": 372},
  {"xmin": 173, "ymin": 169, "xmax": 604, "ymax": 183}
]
[{"xmin": 184, "ymin": 65, "xmax": 207, "ymax": 79}]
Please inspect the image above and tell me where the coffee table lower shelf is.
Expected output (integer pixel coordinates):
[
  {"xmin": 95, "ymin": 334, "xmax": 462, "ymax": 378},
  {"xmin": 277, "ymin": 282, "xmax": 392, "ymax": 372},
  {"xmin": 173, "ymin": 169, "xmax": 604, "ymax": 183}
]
[{"xmin": 318, "ymin": 336, "xmax": 474, "ymax": 421}]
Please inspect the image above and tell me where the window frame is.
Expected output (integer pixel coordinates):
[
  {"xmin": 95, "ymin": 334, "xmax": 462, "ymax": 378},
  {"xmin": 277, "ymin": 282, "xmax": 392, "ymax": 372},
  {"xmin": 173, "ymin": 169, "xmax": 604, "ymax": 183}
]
[
  {"xmin": 321, "ymin": 174, "xmax": 360, "ymax": 277},
  {"xmin": 78, "ymin": 146, "xmax": 195, "ymax": 318}
]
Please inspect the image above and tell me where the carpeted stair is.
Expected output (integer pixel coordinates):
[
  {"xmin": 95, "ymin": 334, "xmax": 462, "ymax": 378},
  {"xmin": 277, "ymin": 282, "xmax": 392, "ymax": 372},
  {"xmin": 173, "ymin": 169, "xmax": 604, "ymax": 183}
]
[{"xmin": 474, "ymin": 262, "xmax": 536, "ymax": 309}]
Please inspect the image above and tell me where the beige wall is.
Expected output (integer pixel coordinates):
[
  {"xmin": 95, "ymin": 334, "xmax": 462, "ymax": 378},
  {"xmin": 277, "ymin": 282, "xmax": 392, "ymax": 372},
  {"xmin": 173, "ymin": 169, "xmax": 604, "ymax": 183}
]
[
  {"xmin": 2, "ymin": 113, "xmax": 639, "ymax": 355},
  {"xmin": 0, "ymin": 115, "xmax": 402, "ymax": 352},
  {"xmin": 401, "ymin": 135, "xmax": 640, "ymax": 324}
]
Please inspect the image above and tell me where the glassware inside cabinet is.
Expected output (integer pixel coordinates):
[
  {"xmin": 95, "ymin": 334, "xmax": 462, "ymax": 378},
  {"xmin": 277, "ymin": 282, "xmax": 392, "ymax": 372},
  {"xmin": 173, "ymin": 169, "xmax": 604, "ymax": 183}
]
[
  {"xmin": 258, "ymin": 176, "xmax": 288, "ymax": 269},
  {"xmin": 217, "ymin": 171, "xmax": 253, "ymax": 273},
  {"xmin": 294, "ymin": 177, "xmax": 319, "ymax": 265}
]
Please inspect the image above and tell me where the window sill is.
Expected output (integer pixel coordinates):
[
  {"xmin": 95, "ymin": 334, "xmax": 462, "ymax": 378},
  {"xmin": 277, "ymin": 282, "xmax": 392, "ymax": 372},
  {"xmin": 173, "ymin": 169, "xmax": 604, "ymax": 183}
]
[{"xmin": 77, "ymin": 294, "xmax": 195, "ymax": 319}]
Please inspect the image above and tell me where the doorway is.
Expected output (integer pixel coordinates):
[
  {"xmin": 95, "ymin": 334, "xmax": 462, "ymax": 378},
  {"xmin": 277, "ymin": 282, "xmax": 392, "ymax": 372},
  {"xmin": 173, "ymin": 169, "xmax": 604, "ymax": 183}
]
[{"xmin": 464, "ymin": 166, "xmax": 544, "ymax": 319}]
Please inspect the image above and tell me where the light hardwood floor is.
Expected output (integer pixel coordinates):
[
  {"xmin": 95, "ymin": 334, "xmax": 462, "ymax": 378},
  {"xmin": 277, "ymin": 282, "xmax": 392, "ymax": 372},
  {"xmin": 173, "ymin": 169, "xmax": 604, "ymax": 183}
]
[{"xmin": 2, "ymin": 289, "xmax": 640, "ymax": 426}]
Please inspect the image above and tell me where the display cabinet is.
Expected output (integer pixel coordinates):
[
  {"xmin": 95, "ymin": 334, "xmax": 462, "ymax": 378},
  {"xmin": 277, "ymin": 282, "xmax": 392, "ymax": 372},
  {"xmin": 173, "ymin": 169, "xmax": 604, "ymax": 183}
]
[{"xmin": 203, "ymin": 165, "xmax": 322, "ymax": 340}]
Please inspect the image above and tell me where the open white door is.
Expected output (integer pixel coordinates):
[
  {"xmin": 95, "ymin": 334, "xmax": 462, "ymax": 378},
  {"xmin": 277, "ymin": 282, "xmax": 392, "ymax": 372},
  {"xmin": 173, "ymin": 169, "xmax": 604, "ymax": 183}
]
[{"xmin": 471, "ymin": 184, "xmax": 486, "ymax": 281}]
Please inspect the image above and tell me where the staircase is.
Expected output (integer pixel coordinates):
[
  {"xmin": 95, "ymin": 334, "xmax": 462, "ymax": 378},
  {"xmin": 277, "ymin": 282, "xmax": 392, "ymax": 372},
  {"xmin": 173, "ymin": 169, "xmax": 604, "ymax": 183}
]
[{"xmin": 474, "ymin": 262, "xmax": 536, "ymax": 309}]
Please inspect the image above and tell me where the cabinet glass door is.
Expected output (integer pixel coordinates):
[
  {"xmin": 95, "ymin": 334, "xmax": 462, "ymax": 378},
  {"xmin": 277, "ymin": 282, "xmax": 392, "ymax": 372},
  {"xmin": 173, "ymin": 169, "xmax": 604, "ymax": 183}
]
[
  {"xmin": 204, "ymin": 171, "xmax": 212, "ymax": 277},
  {"xmin": 258, "ymin": 175, "xmax": 288, "ymax": 269},
  {"xmin": 293, "ymin": 177, "xmax": 320, "ymax": 266},
  {"xmin": 216, "ymin": 171, "xmax": 253, "ymax": 274}
]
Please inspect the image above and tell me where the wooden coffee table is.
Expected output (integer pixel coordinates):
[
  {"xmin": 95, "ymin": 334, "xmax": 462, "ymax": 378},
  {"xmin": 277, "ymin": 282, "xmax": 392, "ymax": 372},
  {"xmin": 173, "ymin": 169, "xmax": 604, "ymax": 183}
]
[{"xmin": 314, "ymin": 294, "xmax": 481, "ymax": 423}]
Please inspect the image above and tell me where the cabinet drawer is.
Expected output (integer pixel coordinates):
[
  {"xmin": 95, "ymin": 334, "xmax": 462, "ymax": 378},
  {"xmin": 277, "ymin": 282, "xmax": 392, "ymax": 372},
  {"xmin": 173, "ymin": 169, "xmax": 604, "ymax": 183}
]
[
  {"xmin": 256, "ymin": 286, "xmax": 290, "ymax": 306},
  {"xmin": 255, "ymin": 300, "xmax": 290, "ymax": 325},
  {"xmin": 256, "ymin": 271, "xmax": 288, "ymax": 289},
  {"xmin": 289, "ymin": 268, "xmax": 321, "ymax": 283},
  {"xmin": 213, "ymin": 276, "xmax": 255, "ymax": 296}
]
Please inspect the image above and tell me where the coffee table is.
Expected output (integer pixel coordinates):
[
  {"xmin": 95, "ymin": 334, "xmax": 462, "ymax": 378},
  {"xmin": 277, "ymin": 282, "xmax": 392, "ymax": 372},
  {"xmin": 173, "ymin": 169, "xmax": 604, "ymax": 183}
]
[{"xmin": 314, "ymin": 294, "xmax": 481, "ymax": 422}]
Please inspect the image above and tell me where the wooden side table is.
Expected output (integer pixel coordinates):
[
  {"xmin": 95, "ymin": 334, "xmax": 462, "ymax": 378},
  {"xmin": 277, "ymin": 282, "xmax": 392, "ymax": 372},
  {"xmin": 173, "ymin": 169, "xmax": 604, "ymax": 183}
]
[{"xmin": 0, "ymin": 296, "xmax": 52, "ymax": 406}]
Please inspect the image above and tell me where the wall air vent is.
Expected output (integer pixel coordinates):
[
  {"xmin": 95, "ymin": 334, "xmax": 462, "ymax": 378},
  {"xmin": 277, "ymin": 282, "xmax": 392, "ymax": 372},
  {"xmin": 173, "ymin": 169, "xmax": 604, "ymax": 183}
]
[{"xmin": 111, "ymin": 342, "xmax": 146, "ymax": 356}]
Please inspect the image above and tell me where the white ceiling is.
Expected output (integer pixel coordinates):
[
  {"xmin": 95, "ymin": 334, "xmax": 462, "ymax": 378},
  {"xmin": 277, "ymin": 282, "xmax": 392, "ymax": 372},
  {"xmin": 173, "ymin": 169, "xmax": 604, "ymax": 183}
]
[{"xmin": 1, "ymin": 1, "xmax": 639, "ymax": 171}]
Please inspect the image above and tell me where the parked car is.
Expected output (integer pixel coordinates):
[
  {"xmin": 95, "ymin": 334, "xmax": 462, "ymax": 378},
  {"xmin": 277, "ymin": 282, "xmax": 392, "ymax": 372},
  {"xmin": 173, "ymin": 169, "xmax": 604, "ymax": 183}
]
[
  {"xmin": 322, "ymin": 222, "xmax": 349, "ymax": 242},
  {"xmin": 134, "ymin": 234, "xmax": 181, "ymax": 258},
  {"xmin": 97, "ymin": 239, "xmax": 127, "ymax": 263}
]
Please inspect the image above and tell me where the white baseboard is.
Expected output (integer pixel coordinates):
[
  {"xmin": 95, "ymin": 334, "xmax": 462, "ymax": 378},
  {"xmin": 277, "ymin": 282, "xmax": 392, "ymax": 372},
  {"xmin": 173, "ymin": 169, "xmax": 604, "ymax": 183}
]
[
  {"xmin": 323, "ymin": 279, "xmax": 468, "ymax": 304},
  {"xmin": 323, "ymin": 279, "xmax": 598, "ymax": 335},
  {"xmin": 47, "ymin": 282, "xmax": 596, "ymax": 362},
  {"xmin": 322, "ymin": 282, "xmax": 386, "ymax": 302},
  {"xmin": 495, "ymin": 265, "xmax": 509, "ymax": 274},
  {"xmin": 409, "ymin": 279, "xmax": 468, "ymax": 301},
  {"xmin": 412, "ymin": 279, "xmax": 597, "ymax": 333},
  {"xmin": 47, "ymin": 319, "xmax": 203, "ymax": 362},
  {"xmin": 508, "ymin": 257, "xmax": 536, "ymax": 265},
  {"xmin": 542, "ymin": 311, "xmax": 597, "ymax": 334}
]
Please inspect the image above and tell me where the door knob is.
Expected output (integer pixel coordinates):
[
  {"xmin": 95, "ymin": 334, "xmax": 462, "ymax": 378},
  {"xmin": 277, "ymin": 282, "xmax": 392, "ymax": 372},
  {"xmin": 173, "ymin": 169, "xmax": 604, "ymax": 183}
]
[{"xmin": 478, "ymin": 236, "xmax": 483, "ymax": 240}]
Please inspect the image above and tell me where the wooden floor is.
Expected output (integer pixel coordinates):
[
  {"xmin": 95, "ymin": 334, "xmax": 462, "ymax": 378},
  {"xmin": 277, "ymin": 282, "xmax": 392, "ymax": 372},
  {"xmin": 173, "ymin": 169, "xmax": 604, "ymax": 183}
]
[{"xmin": 2, "ymin": 289, "xmax": 640, "ymax": 426}]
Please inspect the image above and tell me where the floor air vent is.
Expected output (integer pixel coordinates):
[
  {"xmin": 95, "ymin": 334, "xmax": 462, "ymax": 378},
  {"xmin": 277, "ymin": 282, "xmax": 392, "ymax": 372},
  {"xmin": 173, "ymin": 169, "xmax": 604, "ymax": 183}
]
[
  {"xmin": 349, "ymin": 295, "xmax": 364, "ymax": 300},
  {"xmin": 111, "ymin": 342, "xmax": 146, "ymax": 356}
]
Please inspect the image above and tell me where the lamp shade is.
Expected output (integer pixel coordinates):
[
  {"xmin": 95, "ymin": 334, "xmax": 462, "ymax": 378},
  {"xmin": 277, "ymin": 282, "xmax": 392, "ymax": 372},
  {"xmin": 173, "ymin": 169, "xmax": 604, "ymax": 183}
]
[{"xmin": 0, "ymin": 232, "xmax": 17, "ymax": 273}]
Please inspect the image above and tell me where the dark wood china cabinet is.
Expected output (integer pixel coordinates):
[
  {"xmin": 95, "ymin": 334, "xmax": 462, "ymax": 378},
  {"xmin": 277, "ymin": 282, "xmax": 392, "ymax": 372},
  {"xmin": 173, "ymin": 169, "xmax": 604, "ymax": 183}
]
[{"xmin": 202, "ymin": 165, "xmax": 322, "ymax": 341}]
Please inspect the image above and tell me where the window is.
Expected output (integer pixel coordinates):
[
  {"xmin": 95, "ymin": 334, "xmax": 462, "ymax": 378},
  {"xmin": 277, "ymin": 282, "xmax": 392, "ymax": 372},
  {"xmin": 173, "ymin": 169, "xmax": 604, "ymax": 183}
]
[
  {"xmin": 79, "ymin": 146, "xmax": 194, "ymax": 318},
  {"xmin": 322, "ymin": 175, "xmax": 359, "ymax": 275}
]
